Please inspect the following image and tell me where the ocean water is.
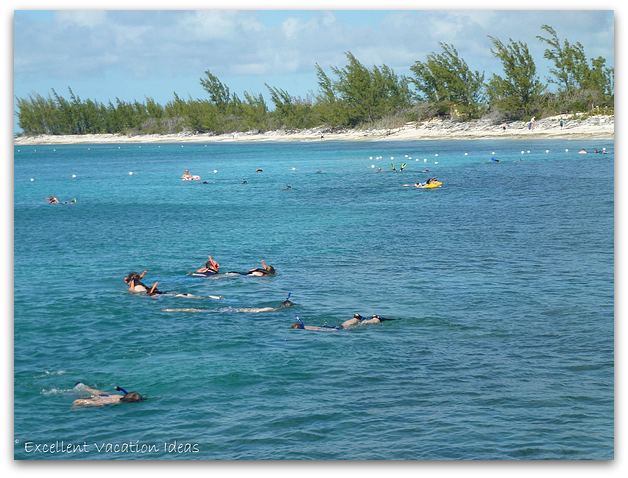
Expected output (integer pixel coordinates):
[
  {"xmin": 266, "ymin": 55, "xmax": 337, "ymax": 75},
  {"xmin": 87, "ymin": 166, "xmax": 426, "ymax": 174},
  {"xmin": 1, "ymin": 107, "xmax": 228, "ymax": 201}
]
[{"xmin": 14, "ymin": 139, "xmax": 613, "ymax": 460}]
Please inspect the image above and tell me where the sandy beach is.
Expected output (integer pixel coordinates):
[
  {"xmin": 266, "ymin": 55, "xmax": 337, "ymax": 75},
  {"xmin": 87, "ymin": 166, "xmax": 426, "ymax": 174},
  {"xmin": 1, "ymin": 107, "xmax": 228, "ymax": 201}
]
[{"xmin": 14, "ymin": 114, "xmax": 613, "ymax": 146}]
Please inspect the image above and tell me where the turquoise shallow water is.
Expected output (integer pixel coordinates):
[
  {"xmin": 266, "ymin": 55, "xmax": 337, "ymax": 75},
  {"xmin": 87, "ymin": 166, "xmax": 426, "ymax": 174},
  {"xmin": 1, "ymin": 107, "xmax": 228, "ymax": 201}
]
[{"xmin": 14, "ymin": 139, "xmax": 613, "ymax": 460}]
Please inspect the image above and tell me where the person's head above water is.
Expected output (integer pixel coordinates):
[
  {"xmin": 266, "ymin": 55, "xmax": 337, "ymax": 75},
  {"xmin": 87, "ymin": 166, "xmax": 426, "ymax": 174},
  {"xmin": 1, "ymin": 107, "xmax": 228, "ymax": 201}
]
[
  {"xmin": 353, "ymin": 313, "xmax": 364, "ymax": 320},
  {"xmin": 290, "ymin": 322, "xmax": 305, "ymax": 329},
  {"xmin": 124, "ymin": 272, "xmax": 141, "ymax": 283},
  {"xmin": 281, "ymin": 299, "xmax": 294, "ymax": 308},
  {"xmin": 120, "ymin": 391, "xmax": 143, "ymax": 402}
]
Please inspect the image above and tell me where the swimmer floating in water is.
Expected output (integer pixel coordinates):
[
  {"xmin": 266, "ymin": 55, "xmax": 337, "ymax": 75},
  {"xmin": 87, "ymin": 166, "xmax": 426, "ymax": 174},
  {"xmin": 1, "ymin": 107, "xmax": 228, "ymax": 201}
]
[
  {"xmin": 291, "ymin": 313, "xmax": 393, "ymax": 331},
  {"xmin": 124, "ymin": 270, "xmax": 160, "ymax": 296},
  {"xmin": 226, "ymin": 259, "xmax": 276, "ymax": 277},
  {"xmin": 232, "ymin": 296, "xmax": 294, "ymax": 313},
  {"xmin": 72, "ymin": 383, "xmax": 143, "ymax": 408},
  {"xmin": 124, "ymin": 271, "xmax": 222, "ymax": 299},
  {"xmin": 194, "ymin": 255, "xmax": 220, "ymax": 276}
]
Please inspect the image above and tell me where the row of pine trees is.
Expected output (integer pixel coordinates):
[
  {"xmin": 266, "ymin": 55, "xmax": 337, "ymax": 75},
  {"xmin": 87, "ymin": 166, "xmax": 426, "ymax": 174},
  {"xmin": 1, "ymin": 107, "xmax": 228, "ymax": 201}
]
[{"xmin": 16, "ymin": 25, "xmax": 613, "ymax": 136}]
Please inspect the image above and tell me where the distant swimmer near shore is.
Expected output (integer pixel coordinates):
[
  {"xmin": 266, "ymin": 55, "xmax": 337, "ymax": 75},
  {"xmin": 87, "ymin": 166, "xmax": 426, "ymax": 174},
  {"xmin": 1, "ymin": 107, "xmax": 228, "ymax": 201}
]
[
  {"xmin": 181, "ymin": 168, "xmax": 201, "ymax": 181},
  {"xmin": 72, "ymin": 383, "xmax": 143, "ymax": 408},
  {"xmin": 403, "ymin": 177, "xmax": 442, "ymax": 189},
  {"xmin": 47, "ymin": 196, "xmax": 77, "ymax": 205}
]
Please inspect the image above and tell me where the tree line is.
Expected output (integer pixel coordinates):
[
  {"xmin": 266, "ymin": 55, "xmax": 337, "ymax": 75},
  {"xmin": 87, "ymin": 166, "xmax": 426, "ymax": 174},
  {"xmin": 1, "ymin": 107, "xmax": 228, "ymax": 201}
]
[{"xmin": 16, "ymin": 25, "xmax": 613, "ymax": 136}]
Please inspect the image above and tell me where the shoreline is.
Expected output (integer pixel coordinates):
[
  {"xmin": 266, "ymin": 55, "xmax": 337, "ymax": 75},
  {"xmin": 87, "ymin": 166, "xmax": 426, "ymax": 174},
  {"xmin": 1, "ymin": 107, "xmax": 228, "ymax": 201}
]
[{"xmin": 14, "ymin": 114, "xmax": 614, "ymax": 146}]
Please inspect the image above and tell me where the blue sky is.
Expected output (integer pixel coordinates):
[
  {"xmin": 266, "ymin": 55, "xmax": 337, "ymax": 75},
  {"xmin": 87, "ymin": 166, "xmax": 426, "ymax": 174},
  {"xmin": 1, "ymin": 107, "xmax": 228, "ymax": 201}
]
[{"xmin": 14, "ymin": 10, "xmax": 614, "ymax": 109}]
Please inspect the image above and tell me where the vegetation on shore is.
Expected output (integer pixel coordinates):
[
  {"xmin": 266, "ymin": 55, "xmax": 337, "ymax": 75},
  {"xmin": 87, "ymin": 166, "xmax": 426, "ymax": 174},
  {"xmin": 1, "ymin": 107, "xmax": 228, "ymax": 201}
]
[{"xmin": 16, "ymin": 25, "xmax": 613, "ymax": 136}]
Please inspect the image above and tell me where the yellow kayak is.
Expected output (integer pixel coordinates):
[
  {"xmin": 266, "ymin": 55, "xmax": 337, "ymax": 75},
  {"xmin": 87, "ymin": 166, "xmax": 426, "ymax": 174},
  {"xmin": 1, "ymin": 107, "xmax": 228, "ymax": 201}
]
[{"xmin": 416, "ymin": 181, "xmax": 443, "ymax": 189}]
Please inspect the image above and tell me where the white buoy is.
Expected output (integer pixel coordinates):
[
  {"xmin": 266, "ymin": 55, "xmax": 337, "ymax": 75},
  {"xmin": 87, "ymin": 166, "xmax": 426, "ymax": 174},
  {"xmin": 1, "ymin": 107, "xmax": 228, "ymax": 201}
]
[
  {"xmin": 180, "ymin": 145, "xmax": 184, "ymax": 148},
  {"xmin": 491, "ymin": 151, "xmax": 496, "ymax": 155},
  {"xmin": 371, "ymin": 164, "xmax": 375, "ymax": 168},
  {"xmin": 87, "ymin": 147, "xmax": 91, "ymax": 151},
  {"xmin": 404, "ymin": 154, "xmax": 409, "ymax": 158},
  {"xmin": 423, "ymin": 158, "xmax": 427, "ymax": 163},
  {"xmin": 213, "ymin": 169, "xmax": 218, "ymax": 174},
  {"xmin": 434, "ymin": 161, "xmax": 439, "ymax": 164},
  {"xmin": 565, "ymin": 148, "xmax": 569, "ymax": 152},
  {"xmin": 29, "ymin": 178, "xmax": 34, "ymax": 182},
  {"xmin": 390, "ymin": 156, "xmax": 394, "ymax": 160},
  {"xmin": 291, "ymin": 167, "xmax": 296, "ymax": 171},
  {"xmin": 71, "ymin": 174, "xmax": 77, "ymax": 179},
  {"xmin": 545, "ymin": 149, "xmax": 550, "ymax": 153},
  {"xmin": 53, "ymin": 148, "xmax": 56, "ymax": 152},
  {"xmin": 17, "ymin": 149, "xmax": 21, "ymax": 152},
  {"xmin": 521, "ymin": 151, "xmax": 525, "ymax": 154},
  {"xmin": 434, "ymin": 153, "xmax": 439, "ymax": 157},
  {"xmin": 34, "ymin": 149, "xmax": 37, "ymax": 152},
  {"xmin": 128, "ymin": 171, "xmax": 134, "ymax": 176},
  {"xmin": 118, "ymin": 146, "xmax": 121, "ymax": 149},
  {"xmin": 464, "ymin": 152, "xmax": 468, "ymax": 156},
  {"xmin": 138, "ymin": 146, "xmax": 142, "ymax": 149},
  {"xmin": 415, "ymin": 158, "xmax": 419, "ymax": 161},
  {"xmin": 527, "ymin": 150, "xmax": 531, "ymax": 154},
  {"xmin": 369, "ymin": 156, "xmax": 373, "ymax": 160}
]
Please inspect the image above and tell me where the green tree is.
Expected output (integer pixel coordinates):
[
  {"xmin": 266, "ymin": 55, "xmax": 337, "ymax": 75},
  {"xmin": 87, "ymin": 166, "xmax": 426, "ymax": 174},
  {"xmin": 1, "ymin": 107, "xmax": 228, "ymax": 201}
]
[
  {"xmin": 537, "ymin": 25, "xmax": 613, "ymax": 110},
  {"xmin": 410, "ymin": 43, "xmax": 485, "ymax": 119},
  {"xmin": 323, "ymin": 52, "xmax": 411, "ymax": 126},
  {"xmin": 200, "ymin": 70, "xmax": 232, "ymax": 110},
  {"xmin": 487, "ymin": 37, "xmax": 545, "ymax": 120}
]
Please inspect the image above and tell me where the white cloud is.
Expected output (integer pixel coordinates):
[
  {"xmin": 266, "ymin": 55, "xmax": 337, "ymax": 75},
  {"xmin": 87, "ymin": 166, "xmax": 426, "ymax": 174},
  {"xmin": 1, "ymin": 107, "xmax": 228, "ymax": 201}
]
[
  {"xmin": 55, "ymin": 10, "xmax": 107, "ymax": 29},
  {"xmin": 281, "ymin": 17, "xmax": 301, "ymax": 39},
  {"xmin": 177, "ymin": 11, "xmax": 264, "ymax": 41}
]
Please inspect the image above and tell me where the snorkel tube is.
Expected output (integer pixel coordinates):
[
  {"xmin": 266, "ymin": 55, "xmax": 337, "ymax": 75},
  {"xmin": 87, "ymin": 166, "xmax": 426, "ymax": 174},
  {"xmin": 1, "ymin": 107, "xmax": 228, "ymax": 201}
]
[{"xmin": 115, "ymin": 386, "xmax": 129, "ymax": 395}]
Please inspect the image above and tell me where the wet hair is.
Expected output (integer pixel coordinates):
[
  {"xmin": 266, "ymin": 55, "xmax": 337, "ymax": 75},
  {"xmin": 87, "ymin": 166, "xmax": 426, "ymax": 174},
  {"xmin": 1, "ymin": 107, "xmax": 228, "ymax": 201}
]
[
  {"xmin": 290, "ymin": 322, "xmax": 304, "ymax": 329},
  {"xmin": 120, "ymin": 392, "xmax": 143, "ymax": 402},
  {"xmin": 353, "ymin": 313, "xmax": 364, "ymax": 320},
  {"xmin": 266, "ymin": 265, "xmax": 276, "ymax": 274},
  {"xmin": 281, "ymin": 300, "xmax": 294, "ymax": 308},
  {"xmin": 124, "ymin": 272, "xmax": 143, "ymax": 284}
]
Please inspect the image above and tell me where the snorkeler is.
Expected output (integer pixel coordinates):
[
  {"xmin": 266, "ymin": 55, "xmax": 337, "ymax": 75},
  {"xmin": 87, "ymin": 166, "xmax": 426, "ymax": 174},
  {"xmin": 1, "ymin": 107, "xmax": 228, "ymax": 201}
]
[
  {"xmin": 291, "ymin": 313, "xmax": 392, "ymax": 331},
  {"xmin": 194, "ymin": 255, "xmax": 220, "ymax": 275},
  {"xmin": 245, "ymin": 260, "xmax": 276, "ymax": 276},
  {"xmin": 124, "ymin": 271, "xmax": 160, "ymax": 296},
  {"xmin": 47, "ymin": 196, "xmax": 60, "ymax": 204},
  {"xmin": 232, "ymin": 297, "xmax": 293, "ymax": 313},
  {"xmin": 72, "ymin": 383, "xmax": 143, "ymax": 408}
]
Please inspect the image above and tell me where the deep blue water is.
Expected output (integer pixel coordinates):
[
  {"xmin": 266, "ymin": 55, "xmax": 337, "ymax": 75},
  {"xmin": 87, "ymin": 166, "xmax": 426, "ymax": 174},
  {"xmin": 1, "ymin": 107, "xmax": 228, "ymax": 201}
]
[{"xmin": 14, "ymin": 139, "xmax": 613, "ymax": 460}]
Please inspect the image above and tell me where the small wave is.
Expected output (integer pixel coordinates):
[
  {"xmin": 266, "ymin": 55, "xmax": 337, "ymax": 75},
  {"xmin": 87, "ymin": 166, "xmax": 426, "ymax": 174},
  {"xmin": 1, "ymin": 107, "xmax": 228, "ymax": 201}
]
[
  {"xmin": 35, "ymin": 370, "xmax": 67, "ymax": 378},
  {"xmin": 41, "ymin": 387, "xmax": 73, "ymax": 396},
  {"xmin": 162, "ymin": 308, "xmax": 209, "ymax": 313}
]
